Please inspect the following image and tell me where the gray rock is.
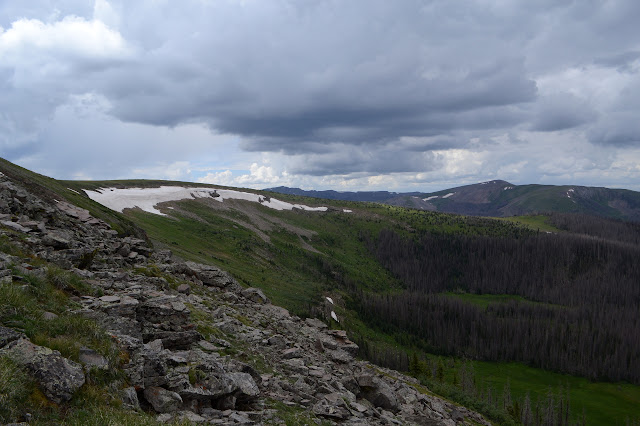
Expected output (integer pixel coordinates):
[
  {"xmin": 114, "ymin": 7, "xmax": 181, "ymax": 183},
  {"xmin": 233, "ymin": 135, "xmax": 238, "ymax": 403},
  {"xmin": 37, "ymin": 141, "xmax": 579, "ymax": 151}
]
[
  {"xmin": 305, "ymin": 317, "xmax": 328, "ymax": 329},
  {"xmin": 1, "ymin": 339, "xmax": 85, "ymax": 404},
  {"xmin": 0, "ymin": 326, "xmax": 25, "ymax": 348},
  {"xmin": 451, "ymin": 408, "xmax": 465, "ymax": 422},
  {"xmin": 1, "ymin": 220, "xmax": 31, "ymax": 233},
  {"xmin": 228, "ymin": 372, "xmax": 260, "ymax": 398},
  {"xmin": 178, "ymin": 262, "xmax": 238, "ymax": 288},
  {"xmin": 144, "ymin": 386, "xmax": 183, "ymax": 413},
  {"xmin": 121, "ymin": 386, "xmax": 140, "ymax": 410},
  {"xmin": 98, "ymin": 295, "xmax": 139, "ymax": 318},
  {"xmin": 357, "ymin": 375, "xmax": 400, "ymax": 413},
  {"xmin": 260, "ymin": 303, "xmax": 290, "ymax": 319},
  {"xmin": 241, "ymin": 287, "xmax": 269, "ymax": 304},
  {"xmin": 138, "ymin": 296, "xmax": 190, "ymax": 326},
  {"xmin": 79, "ymin": 346, "xmax": 109, "ymax": 369},
  {"xmin": 282, "ymin": 347, "xmax": 303, "ymax": 359},
  {"xmin": 42, "ymin": 233, "xmax": 71, "ymax": 249},
  {"xmin": 142, "ymin": 329, "xmax": 202, "ymax": 350},
  {"xmin": 176, "ymin": 283, "xmax": 191, "ymax": 294},
  {"xmin": 42, "ymin": 311, "xmax": 59, "ymax": 320},
  {"xmin": 328, "ymin": 349, "xmax": 353, "ymax": 363},
  {"xmin": 267, "ymin": 335, "xmax": 288, "ymax": 349}
]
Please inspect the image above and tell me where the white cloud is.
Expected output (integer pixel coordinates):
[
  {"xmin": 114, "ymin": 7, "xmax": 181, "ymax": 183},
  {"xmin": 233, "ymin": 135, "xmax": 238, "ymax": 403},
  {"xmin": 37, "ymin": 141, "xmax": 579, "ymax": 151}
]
[
  {"xmin": 0, "ymin": 16, "xmax": 130, "ymax": 69},
  {"xmin": 197, "ymin": 170, "xmax": 234, "ymax": 186},
  {"xmin": 198, "ymin": 163, "xmax": 284, "ymax": 188},
  {"xmin": 93, "ymin": 0, "xmax": 120, "ymax": 29}
]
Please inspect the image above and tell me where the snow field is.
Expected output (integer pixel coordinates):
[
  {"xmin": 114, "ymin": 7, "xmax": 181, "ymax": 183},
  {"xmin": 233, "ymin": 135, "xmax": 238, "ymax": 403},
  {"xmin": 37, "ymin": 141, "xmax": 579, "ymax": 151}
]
[{"xmin": 85, "ymin": 186, "xmax": 328, "ymax": 216}]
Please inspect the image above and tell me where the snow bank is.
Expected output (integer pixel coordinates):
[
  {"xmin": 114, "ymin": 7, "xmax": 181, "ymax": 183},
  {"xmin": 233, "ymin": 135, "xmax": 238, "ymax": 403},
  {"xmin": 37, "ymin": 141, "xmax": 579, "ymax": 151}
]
[{"xmin": 85, "ymin": 186, "xmax": 328, "ymax": 215}]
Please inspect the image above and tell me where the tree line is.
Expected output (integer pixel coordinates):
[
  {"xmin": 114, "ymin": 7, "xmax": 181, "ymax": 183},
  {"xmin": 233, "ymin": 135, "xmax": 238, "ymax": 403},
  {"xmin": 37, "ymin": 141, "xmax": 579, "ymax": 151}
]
[{"xmin": 356, "ymin": 214, "xmax": 640, "ymax": 384}]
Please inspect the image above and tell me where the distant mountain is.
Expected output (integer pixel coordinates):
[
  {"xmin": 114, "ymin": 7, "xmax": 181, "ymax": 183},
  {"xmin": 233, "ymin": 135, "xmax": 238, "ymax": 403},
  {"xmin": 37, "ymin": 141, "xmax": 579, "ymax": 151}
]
[
  {"xmin": 266, "ymin": 180, "xmax": 640, "ymax": 221},
  {"xmin": 264, "ymin": 186, "xmax": 421, "ymax": 202}
]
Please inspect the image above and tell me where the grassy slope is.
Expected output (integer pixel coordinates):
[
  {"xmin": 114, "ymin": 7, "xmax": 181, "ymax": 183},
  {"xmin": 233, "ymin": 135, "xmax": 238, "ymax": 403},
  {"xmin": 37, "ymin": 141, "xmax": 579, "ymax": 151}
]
[
  {"xmin": 88, "ymin": 186, "xmax": 640, "ymax": 425},
  {"xmin": 1, "ymin": 160, "xmax": 636, "ymax": 424},
  {"xmin": 474, "ymin": 361, "xmax": 640, "ymax": 426},
  {"xmin": 495, "ymin": 214, "xmax": 561, "ymax": 233}
]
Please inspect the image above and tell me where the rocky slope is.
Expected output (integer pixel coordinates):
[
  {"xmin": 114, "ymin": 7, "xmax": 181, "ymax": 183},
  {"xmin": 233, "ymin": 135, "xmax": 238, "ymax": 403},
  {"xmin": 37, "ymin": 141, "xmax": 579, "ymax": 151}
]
[{"xmin": 0, "ymin": 170, "xmax": 489, "ymax": 424}]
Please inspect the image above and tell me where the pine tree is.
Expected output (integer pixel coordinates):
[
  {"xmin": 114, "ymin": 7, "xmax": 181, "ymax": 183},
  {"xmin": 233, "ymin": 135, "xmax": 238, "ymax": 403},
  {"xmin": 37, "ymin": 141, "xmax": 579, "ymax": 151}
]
[
  {"xmin": 521, "ymin": 392, "xmax": 532, "ymax": 426},
  {"xmin": 503, "ymin": 379, "xmax": 512, "ymax": 412}
]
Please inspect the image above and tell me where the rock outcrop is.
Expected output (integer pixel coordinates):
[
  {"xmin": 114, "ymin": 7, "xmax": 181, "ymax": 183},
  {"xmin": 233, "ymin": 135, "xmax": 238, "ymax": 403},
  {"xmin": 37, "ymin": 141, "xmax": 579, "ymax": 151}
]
[
  {"xmin": 0, "ymin": 337, "xmax": 85, "ymax": 404},
  {"xmin": 0, "ymin": 172, "xmax": 490, "ymax": 425}
]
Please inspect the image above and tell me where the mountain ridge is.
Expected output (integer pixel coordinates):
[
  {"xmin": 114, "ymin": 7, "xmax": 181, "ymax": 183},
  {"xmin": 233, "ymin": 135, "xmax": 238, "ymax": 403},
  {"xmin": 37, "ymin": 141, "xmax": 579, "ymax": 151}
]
[{"xmin": 266, "ymin": 180, "xmax": 640, "ymax": 221}]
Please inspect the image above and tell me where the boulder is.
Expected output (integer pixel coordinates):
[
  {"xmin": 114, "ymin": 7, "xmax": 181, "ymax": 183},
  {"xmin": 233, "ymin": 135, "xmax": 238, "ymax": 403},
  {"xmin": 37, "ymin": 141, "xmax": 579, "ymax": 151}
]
[
  {"xmin": 177, "ymin": 262, "xmax": 239, "ymax": 288},
  {"xmin": 282, "ymin": 347, "xmax": 303, "ymax": 359},
  {"xmin": 1, "ymin": 339, "xmax": 85, "ymax": 404},
  {"xmin": 78, "ymin": 347, "xmax": 109, "ymax": 370},
  {"xmin": 42, "ymin": 233, "xmax": 71, "ymax": 249},
  {"xmin": 227, "ymin": 372, "xmax": 260, "ymax": 398},
  {"xmin": 241, "ymin": 287, "xmax": 269, "ymax": 304},
  {"xmin": 121, "ymin": 386, "xmax": 140, "ymax": 410},
  {"xmin": 137, "ymin": 296, "xmax": 190, "ymax": 327},
  {"xmin": 357, "ymin": 374, "xmax": 400, "ymax": 413},
  {"xmin": 144, "ymin": 386, "xmax": 183, "ymax": 413}
]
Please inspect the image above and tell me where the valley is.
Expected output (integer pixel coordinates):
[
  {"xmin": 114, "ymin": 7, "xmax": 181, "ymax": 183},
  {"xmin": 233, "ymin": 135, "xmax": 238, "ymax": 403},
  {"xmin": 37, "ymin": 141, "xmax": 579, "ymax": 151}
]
[
  {"xmin": 1, "ymin": 157, "xmax": 639, "ymax": 425},
  {"xmin": 66, "ymin": 176, "xmax": 640, "ymax": 424}
]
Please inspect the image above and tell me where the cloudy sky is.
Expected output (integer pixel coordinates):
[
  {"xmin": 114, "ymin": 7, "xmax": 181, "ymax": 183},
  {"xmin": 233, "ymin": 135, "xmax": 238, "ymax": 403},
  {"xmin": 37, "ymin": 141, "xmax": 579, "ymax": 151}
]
[{"xmin": 1, "ymin": 0, "xmax": 640, "ymax": 192}]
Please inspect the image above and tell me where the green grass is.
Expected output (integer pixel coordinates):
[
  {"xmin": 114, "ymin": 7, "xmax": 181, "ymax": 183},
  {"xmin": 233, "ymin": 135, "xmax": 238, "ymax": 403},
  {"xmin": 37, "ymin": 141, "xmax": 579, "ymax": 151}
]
[
  {"xmin": 442, "ymin": 292, "xmax": 565, "ymax": 310},
  {"xmin": 0, "ymin": 246, "xmax": 141, "ymax": 424},
  {"xmin": 0, "ymin": 356, "xmax": 33, "ymax": 422},
  {"xmin": 443, "ymin": 292, "xmax": 531, "ymax": 308},
  {"xmin": 495, "ymin": 214, "xmax": 561, "ymax": 233},
  {"xmin": 473, "ymin": 360, "xmax": 640, "ymax": 425}
]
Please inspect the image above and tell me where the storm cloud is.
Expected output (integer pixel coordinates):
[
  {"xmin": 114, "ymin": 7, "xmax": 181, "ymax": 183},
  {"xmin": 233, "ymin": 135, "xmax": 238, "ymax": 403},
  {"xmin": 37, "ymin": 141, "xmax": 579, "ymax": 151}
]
[{"xmin": 1, "ymin": 0, "xmax": 640, "ymax": 190}]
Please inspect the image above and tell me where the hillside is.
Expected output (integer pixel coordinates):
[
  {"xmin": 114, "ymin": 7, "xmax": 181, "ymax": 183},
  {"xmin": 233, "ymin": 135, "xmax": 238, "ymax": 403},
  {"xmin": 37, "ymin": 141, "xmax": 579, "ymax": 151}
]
[
  {"xmin": 2, "ymin": 158, "xmax": 640, "ymax": 425},
  {"xmin": 267, "ymin": 180, "xmax": 640, "ymax": 221},
  {"xmin": 0, "ymin": 160, "xmax": 489, "ymax": 424}
]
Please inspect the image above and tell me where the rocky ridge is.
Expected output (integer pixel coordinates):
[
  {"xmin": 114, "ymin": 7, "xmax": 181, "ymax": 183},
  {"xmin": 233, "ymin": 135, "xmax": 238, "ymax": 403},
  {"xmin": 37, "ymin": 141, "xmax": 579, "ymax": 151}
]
[{"xmin": 0, "ymin": 171, "xmax": 489, "ymax": 425}]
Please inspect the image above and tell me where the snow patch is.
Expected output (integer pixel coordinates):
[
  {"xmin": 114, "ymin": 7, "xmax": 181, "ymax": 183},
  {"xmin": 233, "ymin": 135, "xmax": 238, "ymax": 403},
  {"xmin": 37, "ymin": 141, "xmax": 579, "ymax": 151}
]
[
  {"xmin": 67, "ymin": 188, "xmax": 81, "ymax": 194},
  {"xmin": 330, "ymin": 311, "xmax": 339, "ymax": 322},
  {"xmin": 423, "ymin": 195, "xmax": 439, "ymax": 201},
  {"xmin": 503, "ymin": 186, "xmax": 514, "ymax": 190},
  {"xmin": 326, "ymin": 297, "xmax": 334, "ymax": 305},
  {"xmin": 442, "ymin": 192, "xmax": 455, "ymax": 198},
  {"xmin": 343, "ymin": 209, "xmax": 352, "ymax": 213},
  {"xmin": 85, "ymin": 186, "xmax": 329, "ymax": 216}
]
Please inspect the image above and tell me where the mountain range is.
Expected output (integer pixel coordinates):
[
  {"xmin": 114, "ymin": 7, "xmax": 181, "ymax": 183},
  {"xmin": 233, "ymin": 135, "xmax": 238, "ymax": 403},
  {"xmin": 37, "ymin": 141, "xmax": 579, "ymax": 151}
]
[{"xmin": 267, "ymin": 180, "xmax": 640, "ymax": 221}]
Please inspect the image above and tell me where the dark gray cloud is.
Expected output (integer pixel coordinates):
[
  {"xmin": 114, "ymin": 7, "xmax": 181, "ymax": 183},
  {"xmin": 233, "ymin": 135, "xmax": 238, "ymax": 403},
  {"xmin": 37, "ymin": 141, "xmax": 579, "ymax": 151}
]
[
  {"xmin": 1, "ymin": 0, "xmax": 640, "ymax": 190},
  {"xmin": 531, "ymin": 93, "xmax": 597, "ymax": 132},
  {"xmin": 589, "ymin": 113, "xmax": 640, "ymax": 147},
  {"xmin": 595, "ymin": 51, "xmax": 640, "ymax": 73}
]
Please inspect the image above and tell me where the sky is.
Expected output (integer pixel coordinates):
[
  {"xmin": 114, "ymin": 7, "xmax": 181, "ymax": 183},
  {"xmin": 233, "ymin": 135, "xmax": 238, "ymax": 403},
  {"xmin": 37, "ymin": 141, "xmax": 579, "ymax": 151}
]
[{"xmin": 1, "ymin": 0, "xmax": 640, "ymax": 192}]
